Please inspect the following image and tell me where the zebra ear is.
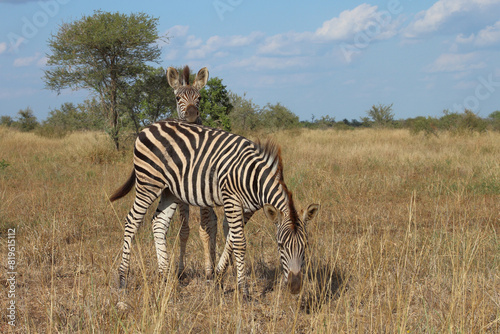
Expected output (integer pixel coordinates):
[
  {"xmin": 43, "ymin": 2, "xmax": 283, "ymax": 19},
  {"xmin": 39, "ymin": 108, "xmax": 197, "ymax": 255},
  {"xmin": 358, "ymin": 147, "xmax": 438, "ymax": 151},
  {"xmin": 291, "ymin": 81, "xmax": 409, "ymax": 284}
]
[
  {"xmin": 193, "ymin": 67, "xmax": 209, "ymax": 90},
  {"xmin": 263, "ymin": 204, "xmax": 281, "ymax": 223},
  {"xmin": 166, "ymin": 67, "xmax": 180, "ymax": 91},
  {"xmin": 302, "ymin": 204, "xmax": 320, "ymax": 223}
]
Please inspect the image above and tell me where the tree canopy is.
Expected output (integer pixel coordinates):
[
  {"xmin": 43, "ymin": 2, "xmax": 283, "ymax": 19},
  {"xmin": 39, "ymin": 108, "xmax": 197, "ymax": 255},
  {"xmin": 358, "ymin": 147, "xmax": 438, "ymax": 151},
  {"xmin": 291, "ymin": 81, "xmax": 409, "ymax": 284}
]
[
  {"xmin": 43, "ymin": 10, "xmax": 164, "ymax": 149},
  {"xmin": 260, "ymin": 102, "xmax": 300, "ymax": 131},
  {"xmin": 199, "ymin": 77, "xmax": 233, "ymax": 131},
  {"xmin": 366, "ymin": 103, "xmax": 394, "ymax": 127},
  {"xmin": 120, "ymin": 66, "xmax": 176, "ymax": 134}
]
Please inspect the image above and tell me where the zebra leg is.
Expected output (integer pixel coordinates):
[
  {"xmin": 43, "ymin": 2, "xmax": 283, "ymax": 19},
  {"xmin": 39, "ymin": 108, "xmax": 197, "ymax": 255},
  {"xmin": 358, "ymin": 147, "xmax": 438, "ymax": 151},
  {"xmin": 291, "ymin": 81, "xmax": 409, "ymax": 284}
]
[
  {"xmin": 177, "ymin": 202, "xmax": 190, "ymax": 278},
  {"xmin": 219, "ymin": 211, "xmax": 252, "ymax": 271},
  {"xmin": 217, "ymin": 201, "xmax": 248, "ymax": 297},
  {"xmin": 152, "ymin": 190, "xmax": 178, "ymax": 277},
  {"xmin": 215, "ymin": 231, "xmax": 233, "ymax": 285},
  {"xmin": 231, "ymin": 223, "xmax": 248, "ymax": 297},
  {"xmin": 199, "ymin": 207, "xmax": 217, "ymax": 279},
  {"xmin": 119, "ymin": 187, "xmax": 161, "ymax": 289}
]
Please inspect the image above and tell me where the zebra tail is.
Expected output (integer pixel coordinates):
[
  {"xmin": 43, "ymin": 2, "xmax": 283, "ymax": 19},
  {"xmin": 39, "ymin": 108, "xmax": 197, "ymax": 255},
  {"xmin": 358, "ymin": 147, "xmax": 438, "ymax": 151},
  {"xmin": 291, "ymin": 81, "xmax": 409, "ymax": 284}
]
[{"xmin": 109, "ymin": 170, "xmax": 136, "ymax": 202}]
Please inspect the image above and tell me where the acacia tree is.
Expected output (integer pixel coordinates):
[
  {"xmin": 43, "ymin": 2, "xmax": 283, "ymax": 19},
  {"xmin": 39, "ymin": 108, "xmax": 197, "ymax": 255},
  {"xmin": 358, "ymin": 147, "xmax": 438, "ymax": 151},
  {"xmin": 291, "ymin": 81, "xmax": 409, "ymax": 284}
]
[
  {"xmin": 367, "ymin": 103, "xmax": 395, "ymax": 127},
  {"xmin": 17, "ymin": 107, "xmax": 39, "ymax": 131},
  {"xmin": 43, "ymin": 11, "xmax": 164, "ymax": 149}
]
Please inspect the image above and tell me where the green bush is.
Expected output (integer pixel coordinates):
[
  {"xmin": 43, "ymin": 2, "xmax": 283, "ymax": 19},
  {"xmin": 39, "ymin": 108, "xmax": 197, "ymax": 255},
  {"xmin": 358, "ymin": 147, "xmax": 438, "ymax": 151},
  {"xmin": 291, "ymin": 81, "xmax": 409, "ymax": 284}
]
[
  {"xmin": 438, "ymin": 109, "xmax": 487, "ymax": 134},
  {"xmin": 457, "ymin": 109, "xmax": 487, "ymax": 133},
  {"xmin": 408, "ymin": 116, "xmax": 438, "ymax": 136},
  {"xmin": 488, "ymin": 111, "xmax": 500, "ymax": 131}
]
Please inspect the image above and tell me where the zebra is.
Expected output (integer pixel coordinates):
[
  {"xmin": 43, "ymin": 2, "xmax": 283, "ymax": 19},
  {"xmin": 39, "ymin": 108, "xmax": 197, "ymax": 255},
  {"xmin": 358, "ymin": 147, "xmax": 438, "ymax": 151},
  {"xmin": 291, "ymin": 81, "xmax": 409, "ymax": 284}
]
[
  {"xmin": 109, "ymin": 120, "xmax": 319, "ymax": 296},
  {"xmin": 155, "ymin": 66, "xmax": 218, "ymax": 279}
]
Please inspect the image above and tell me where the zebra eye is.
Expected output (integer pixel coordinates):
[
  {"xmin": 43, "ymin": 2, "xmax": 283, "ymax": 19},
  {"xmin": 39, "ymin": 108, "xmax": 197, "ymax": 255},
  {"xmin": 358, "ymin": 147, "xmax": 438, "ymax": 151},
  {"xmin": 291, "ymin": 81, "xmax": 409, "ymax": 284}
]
[
  {"xmin": 176, "ymin": 96, "xmax": 181, "ymax": 101},
  {"xmin": 277, "ymin": 242, "xmax": 283, "ymax": 249}
]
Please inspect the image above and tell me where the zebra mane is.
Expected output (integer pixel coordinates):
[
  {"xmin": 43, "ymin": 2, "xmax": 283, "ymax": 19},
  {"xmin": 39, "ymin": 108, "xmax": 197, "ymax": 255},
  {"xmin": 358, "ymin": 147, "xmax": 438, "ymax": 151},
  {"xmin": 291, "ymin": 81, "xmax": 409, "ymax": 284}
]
[
  {"xmin": 255, "ymin": 139, "xmax": 283, "ymax": 181},
  {"xmin": 182, "ymin": 65, "xmax": 190, "ymax": 85},
  {"xmin": 255, "ymin": 139, "xmax": 299, "ymax": 227}
]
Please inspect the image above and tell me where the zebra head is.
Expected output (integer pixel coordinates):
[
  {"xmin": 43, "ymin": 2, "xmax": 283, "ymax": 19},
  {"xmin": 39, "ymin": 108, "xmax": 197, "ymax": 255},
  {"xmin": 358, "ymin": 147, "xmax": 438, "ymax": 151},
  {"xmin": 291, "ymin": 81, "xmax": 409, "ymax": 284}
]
[
  {"xmin": 166, "ymin": 66, "xmax": 209, "ymax": 123},
  {"xmin": 264, "ymin": 203, "xmax": 320, "ymax": 294}
]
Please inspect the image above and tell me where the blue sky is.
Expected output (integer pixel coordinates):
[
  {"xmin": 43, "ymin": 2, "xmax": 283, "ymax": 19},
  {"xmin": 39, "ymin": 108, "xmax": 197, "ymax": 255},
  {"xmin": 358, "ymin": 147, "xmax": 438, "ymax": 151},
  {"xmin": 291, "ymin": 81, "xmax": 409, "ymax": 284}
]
[{"xmin": 1, "ymin": 0, "xmax": 500, "ymax": 122}]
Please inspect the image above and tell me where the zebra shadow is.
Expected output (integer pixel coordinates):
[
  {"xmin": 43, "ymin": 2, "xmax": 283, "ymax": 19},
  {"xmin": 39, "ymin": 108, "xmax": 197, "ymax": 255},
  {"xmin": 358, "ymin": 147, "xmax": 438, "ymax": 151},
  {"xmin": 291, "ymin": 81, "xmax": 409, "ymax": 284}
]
[
  {"xmin": 301, "ymin": 261, "xmax": 346, "ymax": 314},
  {"xmin": 255, "ymin": 260, "xmax": 280, "ymax": 297},
  {"xmin": 255, "ymin": 259, "xmax": 346, "ymax": 312}
]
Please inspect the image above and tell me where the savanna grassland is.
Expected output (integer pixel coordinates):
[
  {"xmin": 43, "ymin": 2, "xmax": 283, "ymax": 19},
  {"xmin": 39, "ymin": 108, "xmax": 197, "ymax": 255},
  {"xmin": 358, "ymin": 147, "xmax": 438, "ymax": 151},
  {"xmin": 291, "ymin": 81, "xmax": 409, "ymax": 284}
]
[{"xmin": 0, "ymin": 126, "xmax": 499, "ymax": 333}]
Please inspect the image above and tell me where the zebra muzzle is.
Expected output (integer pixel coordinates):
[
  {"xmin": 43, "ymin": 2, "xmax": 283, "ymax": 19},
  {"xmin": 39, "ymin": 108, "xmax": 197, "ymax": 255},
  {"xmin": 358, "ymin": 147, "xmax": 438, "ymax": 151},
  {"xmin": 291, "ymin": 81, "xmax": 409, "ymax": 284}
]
[
  {"xmin": 185, "ymin": 105, "xmax": 199, "ymax": 122},
  {"xmin": 287, "ymin": 271, "xmax": 302, "ymax": 294}
]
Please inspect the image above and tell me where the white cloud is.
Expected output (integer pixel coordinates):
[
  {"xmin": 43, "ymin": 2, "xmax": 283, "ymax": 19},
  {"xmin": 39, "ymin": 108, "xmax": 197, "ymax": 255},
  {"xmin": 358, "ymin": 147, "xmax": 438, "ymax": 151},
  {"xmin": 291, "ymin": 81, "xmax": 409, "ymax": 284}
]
[
  {"xmin": 257, "ymin": 32, "xmax": 312, "ymax": 56},
  {"xmin": 455, "ymin": 34, "xmax": 476, "ymax": 44},
  {"xmin": 185, "ymin": 35, "xmax": 203, "ymax": 48},
  {"xmin": 425, "ymin": 52, "xmax": 486, "ymax": 73},
  {"xmin": 0, "ymin": 42, "xmax": 6, "ymax": 54},
  {"xmin": 474, "ymin": 20, "xmax": 500, "ymax": 45},
  {"xmin": 166, "ymin": 5, "xmax": 404, "ymax": 63},
  {"xmin": 316, "ymin": 4, "xmax": 379, "ymax": 40},
  {"xmin": 13, "ymin": 53, "xmax": 41, "ymax": 67},
  {"xmin": 167, "ymin": 25, "xmax": 189, "ymax": 38},
  {"xmin": 405, "ymin": 0, "xmax": 500, "ymax": 38},
  {"xmin": 37, "ymin": 56, "xmax": 47, "ymax": 67},
  {"xmin": 224, "ymin": 32, "xmax": 264, "ymax": 47},
  {"xmin": 254, "ymin": 72, "xmax": 313, "ymax": 87},
  {"xmin": 228, "ymin": 55, "xmax": 308, "ymax": 71},
  {"xmin": 315, "ymin": 4, "xmax": 402, "ymax": 42},
  {"xmin": 186, "ymin": 32, "xmax": 264, "ymax": 59},
  {"xmin": 456, "ymin": 20, "xmax": 500, "ymax": 46},
  {"xmin": 257, "ymin": 4, "xmax": 403, "ymax": 58}
]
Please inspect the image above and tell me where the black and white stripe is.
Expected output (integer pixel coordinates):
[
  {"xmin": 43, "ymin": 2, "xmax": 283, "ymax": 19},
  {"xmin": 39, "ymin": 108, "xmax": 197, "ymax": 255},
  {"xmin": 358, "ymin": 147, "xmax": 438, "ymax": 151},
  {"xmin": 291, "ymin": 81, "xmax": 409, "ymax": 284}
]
[{"xmin": 110, "ymin": 120, "xmax": 319, "ymax": 296}]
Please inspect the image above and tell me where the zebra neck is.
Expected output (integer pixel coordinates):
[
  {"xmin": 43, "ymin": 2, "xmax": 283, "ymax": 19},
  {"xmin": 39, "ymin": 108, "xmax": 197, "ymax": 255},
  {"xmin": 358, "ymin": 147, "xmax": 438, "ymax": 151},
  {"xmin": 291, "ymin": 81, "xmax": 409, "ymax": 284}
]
[{"xmin": 262, "ymin": 180, "xmax": 292, "ymax": 215}]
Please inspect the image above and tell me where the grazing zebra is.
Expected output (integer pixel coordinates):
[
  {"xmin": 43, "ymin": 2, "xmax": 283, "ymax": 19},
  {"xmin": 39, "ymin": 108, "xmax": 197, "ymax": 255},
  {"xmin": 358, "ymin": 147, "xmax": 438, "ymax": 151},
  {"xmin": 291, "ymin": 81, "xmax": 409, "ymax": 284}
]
[
  {"xmin": 109, "ymin": 120, "xmax": 319, "ymax": 296},
  {"xmin": 155, "ymin": 66, "xmax": 218, "ymax": 279}
]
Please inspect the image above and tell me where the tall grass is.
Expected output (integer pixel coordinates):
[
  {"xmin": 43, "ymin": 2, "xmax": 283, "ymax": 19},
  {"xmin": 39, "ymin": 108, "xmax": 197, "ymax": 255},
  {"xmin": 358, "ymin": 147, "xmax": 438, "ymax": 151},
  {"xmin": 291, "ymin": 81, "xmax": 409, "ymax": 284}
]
[{"xmin": 1, "ymin": 126, "xmax": 499, "ymax": 332}]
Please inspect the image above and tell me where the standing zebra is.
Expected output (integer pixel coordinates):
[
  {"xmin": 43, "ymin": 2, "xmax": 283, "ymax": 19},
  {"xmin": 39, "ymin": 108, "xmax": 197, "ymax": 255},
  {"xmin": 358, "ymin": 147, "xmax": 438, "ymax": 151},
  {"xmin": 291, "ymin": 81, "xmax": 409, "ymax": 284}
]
[
  {"xmin": 109, "ymin": 120, "xmax": 319, "ymax": 296},
  {"xmin": 156, "ymin": 66, "xmax": 218, "ymax": 279}
]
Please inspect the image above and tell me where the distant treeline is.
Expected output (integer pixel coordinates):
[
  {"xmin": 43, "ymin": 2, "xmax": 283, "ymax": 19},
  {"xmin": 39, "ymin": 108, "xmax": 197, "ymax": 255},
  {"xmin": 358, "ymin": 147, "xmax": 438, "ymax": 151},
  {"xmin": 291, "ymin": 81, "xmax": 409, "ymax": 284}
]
[
  {"xmin": 2, "ymin": 96, "xmax": 499, "ymax": 138},
  {"xmin": 302, "ymin": 105, "xmax": 500, "ymax": 135}
]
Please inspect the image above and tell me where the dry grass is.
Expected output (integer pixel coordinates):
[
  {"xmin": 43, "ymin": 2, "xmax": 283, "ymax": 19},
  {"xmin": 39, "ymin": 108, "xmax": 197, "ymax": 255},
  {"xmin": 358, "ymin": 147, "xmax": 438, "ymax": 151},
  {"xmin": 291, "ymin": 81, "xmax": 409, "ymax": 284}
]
[{"xmin": 1, "ymin": 126, "xmax": 499, "ymax": 333}]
